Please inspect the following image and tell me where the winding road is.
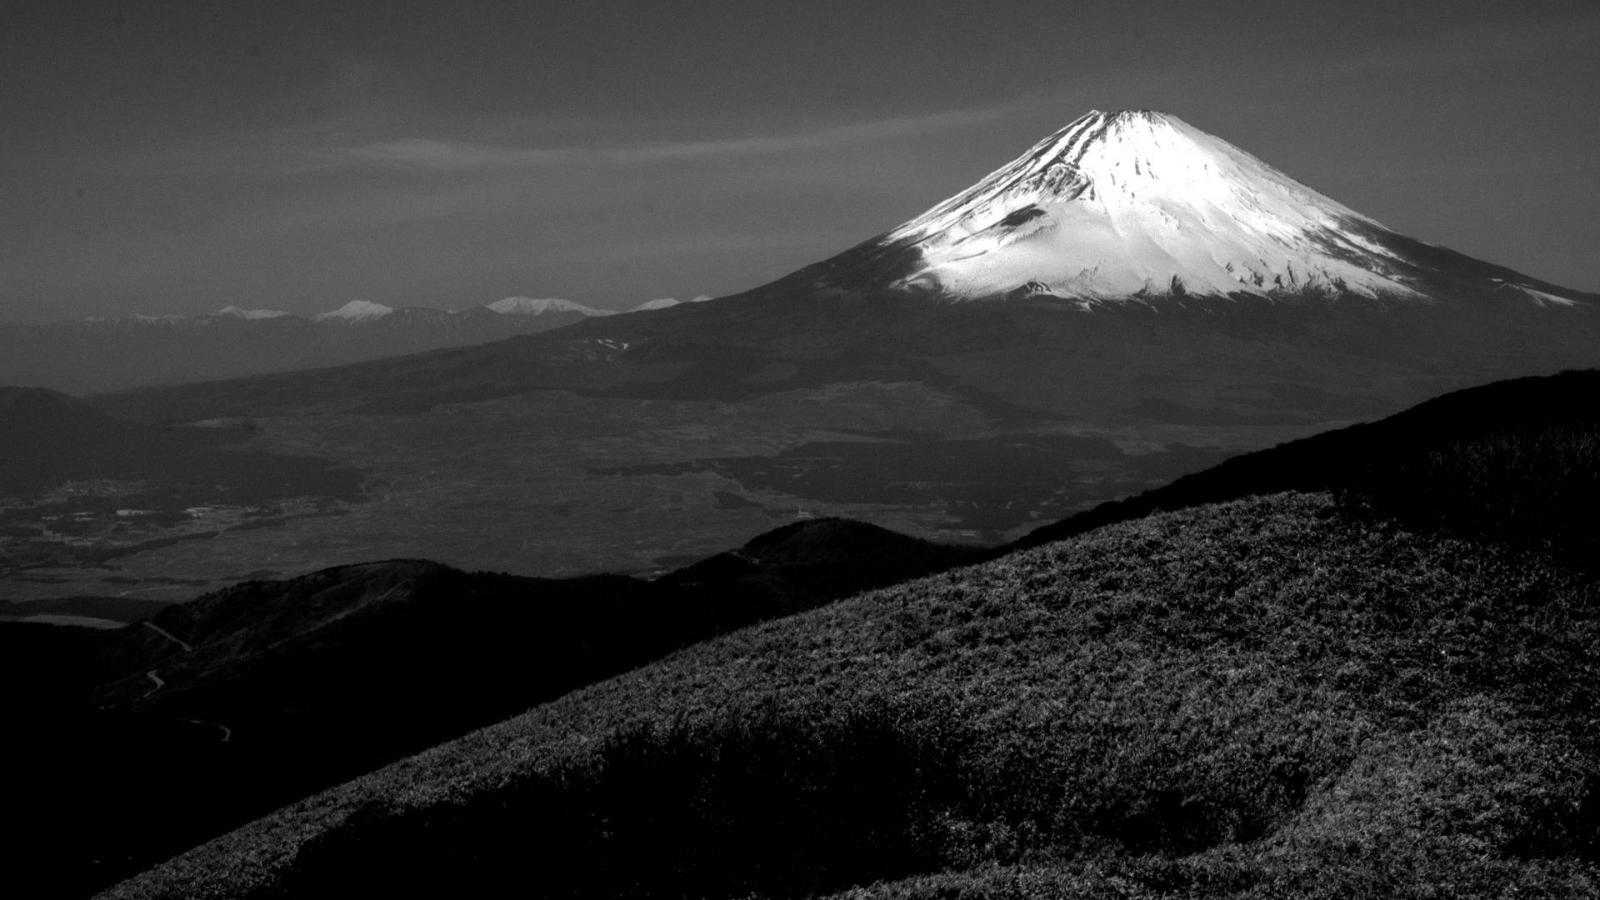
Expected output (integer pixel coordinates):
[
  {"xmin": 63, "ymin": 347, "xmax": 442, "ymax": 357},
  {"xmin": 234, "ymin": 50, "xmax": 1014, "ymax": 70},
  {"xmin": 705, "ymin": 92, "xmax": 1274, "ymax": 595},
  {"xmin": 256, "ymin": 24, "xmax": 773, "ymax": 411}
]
[
  {"xmin": 142, "ymin": 621, "xmax": 194, "ymax": 652},
  {"xmin": 135, "ymin": 620, "xmax": 232, "ymax": 743}
]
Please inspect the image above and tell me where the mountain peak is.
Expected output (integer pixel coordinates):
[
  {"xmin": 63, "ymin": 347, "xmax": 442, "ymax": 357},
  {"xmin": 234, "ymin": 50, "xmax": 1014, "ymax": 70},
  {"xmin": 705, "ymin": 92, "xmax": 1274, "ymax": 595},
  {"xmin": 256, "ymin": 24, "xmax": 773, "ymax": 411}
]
[
  {"xmin": 783, "ymin": 108, "xmax": 1588, "ymax": 308},
  {"xmin": 315, "ymin": 300, "xmax": 394, "ymax": 323},
  {"xmin": 633, "ymin": 295, "xmax": 713, "ymax": 312},
  {"xmin": 215, "ymin": 305, "xmax": 291, "ymax": 320},
  {"xmin": 485, "ymin": 296, "xmax": 612, "ymax": 317},
  {"xmin": 875, "ymin": 108, "xmax": 1417, "ymax": 301},
  {"xmin": 633, "ymin": 297, "xmax": 682, "ymax": 312},
  {"xmin": 1090, "ymin": 108, "xmax": 1172, "ymax": 124}
]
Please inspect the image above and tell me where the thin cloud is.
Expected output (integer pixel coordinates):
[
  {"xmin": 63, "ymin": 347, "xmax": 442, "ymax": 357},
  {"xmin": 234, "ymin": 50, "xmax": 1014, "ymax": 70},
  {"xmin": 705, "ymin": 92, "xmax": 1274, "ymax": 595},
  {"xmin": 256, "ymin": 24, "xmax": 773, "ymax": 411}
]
[
  {"xmin": 329, "ymin": 105, "xmax": 1015, "ymax": 172},
  {"xmin": 336, "ymin": 139, "xmax": 577, "ymax": 170},
  {"xmin": 1309, "ymin": 10, "xmax": 1600, "ymax": 82}
]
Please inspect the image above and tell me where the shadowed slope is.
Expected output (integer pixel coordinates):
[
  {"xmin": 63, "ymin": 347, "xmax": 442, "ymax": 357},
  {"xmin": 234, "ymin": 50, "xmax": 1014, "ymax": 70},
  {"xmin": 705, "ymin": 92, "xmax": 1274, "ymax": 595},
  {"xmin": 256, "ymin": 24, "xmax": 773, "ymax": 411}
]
[
  {"xmin": 1013, "ymin": 368, "xmax": 1600, "ymax": 568},
  {"xmin": 656, "ymin": 517, "xmax": 988, "ymax": 610},
  {"xmin": 6, "ymin": 518, "xmax": 980, "ymax": 898}
]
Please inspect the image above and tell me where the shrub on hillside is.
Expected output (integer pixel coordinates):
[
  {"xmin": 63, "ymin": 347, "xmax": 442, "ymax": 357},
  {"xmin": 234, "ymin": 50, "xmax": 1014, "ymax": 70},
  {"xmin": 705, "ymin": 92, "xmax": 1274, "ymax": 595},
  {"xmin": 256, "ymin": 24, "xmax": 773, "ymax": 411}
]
[{"xmin": 1341, "ymin": 424, "xmax": 1600, "ymax": 570}]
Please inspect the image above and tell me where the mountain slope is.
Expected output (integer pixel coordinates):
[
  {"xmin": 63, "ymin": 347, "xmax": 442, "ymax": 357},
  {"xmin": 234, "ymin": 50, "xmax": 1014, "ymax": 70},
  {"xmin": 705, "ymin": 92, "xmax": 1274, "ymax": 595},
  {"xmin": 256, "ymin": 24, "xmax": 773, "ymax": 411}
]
[
  {"xmin": 101, "ymin": 489, "xmax": 1600, "ymax": 898},
  {"xmin": 772, "ymin": 109, "xmax": 1593, "ymax": 307}
]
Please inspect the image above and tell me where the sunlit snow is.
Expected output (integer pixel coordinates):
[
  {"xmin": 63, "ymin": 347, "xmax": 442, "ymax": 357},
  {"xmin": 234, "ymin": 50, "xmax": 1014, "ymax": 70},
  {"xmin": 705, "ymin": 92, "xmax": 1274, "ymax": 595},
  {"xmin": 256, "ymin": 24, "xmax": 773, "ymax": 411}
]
[
  {"xmin": 315, "ymin": 300, "xmax": 395, "ymax": 322},
  {"xmin": 883, "ymin": 110, "xmax": 1421, "ymax": 301},
  {"xmin": 215, "ymin": 305, "xmax": 291, "ymax": 320},
  {"xmin": 485, "ymin": 296, "xmax": 613, "ymax": 316}
]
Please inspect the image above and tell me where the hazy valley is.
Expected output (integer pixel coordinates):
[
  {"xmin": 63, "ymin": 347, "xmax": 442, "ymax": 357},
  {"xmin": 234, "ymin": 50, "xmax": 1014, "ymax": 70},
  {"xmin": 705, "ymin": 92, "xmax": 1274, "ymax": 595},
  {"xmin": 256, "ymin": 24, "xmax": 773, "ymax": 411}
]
[{"xmin": 8, "ymin": 280, "xmax": 1597, "ymax": 614}]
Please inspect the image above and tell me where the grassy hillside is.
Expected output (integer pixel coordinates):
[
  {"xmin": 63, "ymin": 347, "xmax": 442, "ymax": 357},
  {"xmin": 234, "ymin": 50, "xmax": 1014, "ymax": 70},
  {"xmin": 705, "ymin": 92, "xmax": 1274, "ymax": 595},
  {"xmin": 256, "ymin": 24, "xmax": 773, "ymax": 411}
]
[{"xmin": 102, "ymin": 491, "xmax": 1600, "ymax": 898}]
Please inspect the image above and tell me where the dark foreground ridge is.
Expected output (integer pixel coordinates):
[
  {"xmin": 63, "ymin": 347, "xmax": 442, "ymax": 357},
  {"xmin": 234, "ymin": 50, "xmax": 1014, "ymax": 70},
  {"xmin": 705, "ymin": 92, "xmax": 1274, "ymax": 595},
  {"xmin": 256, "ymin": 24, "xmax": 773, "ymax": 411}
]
[{"xmin": 1, "ymin": 519, "xmax": 983, "ymax": 899}]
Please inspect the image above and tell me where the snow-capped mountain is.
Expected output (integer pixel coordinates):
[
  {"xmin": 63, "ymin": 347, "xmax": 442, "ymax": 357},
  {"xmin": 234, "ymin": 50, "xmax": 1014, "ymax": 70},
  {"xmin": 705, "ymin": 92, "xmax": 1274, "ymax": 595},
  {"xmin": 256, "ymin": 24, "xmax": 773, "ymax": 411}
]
[
  {"xmin": 216, "ymin": 305, "xmax": 291, "ymax": 320},
  {"xmin": 634, "ymin": 297, "xmax": 683, "ymax": 312},
  {"xmin": 792, "ymin": 109, "xmax": 1589, "ymax": 307},
  {"xmin": 634, "ymin": 295, "xmax": 714, "ymax": 312},
  {"xmin": 315, "ymin": 300, "xmax": 395, "ymax": 323},
  {"xmin": 486, "ymin": 296, "xmax": 614, "ymax": 317}
]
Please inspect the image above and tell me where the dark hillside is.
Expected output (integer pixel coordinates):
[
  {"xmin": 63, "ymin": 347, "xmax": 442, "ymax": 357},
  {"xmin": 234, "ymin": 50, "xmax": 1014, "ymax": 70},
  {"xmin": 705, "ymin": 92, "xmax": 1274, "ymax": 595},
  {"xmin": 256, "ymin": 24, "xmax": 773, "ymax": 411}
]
[
  {"xmin": 103, "ymin": 491, "xmax": 1600, "ymax": 898},
  {"xmin": 10, "ymin": 518, "xmax": 978, "ymax": 898},
  {"xmin": 655, "ymin": 517, "xmax": 988, "ymax": 611},
  {"xmin": 1015, "ymin": 368, "xmax": 1600, "ymax": 568},
  {"xmin": 0, "ymin": 620, "xmax": 113, "ymax": 705}
]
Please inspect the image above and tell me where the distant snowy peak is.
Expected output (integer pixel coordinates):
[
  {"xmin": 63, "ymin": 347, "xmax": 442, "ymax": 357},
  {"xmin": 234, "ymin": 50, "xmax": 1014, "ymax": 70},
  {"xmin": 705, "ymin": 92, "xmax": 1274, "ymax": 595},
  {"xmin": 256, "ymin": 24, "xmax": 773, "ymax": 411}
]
[
  {"xmin": 811, "ymin": 108, "xmax": 1585, "ymax": 306},
  {"xmin": 486, "ymin": 296, "xmax": 613, "ymax": 317},
  {"xmin": 215, "ymin": 305, "xmax": 291, "ymax": 320},
  {"xmin": 315, "ymin": 300, "xmax": 395, "ymax": 323},
  {"xmin": 634, "ymin": 295, "xmax": 714, "ymax": 311},
  {"xmin": 634, "ymin": 297, "xmax": 682, "ymax": 312}
]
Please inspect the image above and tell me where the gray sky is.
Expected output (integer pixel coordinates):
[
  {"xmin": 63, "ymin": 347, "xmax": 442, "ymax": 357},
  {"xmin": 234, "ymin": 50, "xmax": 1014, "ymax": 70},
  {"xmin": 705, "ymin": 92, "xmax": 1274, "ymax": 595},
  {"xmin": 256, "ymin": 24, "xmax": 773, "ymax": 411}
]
[{"xmin": 3, "ymin": 0, "xmax": 1597, "ymax": 321}]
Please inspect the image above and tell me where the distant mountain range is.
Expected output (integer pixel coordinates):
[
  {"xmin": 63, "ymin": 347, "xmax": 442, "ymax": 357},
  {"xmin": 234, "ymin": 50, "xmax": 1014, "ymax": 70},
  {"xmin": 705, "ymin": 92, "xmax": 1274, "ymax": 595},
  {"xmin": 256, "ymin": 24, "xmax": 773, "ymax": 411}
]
[{"xmin": 0, "ymin": 296, "xmax": 634, "ymax": 394}]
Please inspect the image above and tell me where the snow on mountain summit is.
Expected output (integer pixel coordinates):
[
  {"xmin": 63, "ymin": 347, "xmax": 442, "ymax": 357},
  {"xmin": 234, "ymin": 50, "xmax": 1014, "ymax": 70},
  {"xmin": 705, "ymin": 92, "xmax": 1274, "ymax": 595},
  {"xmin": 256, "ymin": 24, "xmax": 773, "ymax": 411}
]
[
  {"xmin": 486, "ymin": 296, "xmax": 613, "ymax": 317},
  {"xmin": 877, "ymin": 109, "xmax": 1418, "ymax": 301},
  {"xmin": 215, "ymin": 305, "xmax": 291, "ymax": 320},
  {"xmin": 633, "ymin": 295, "xmax": 713, "ymax": 312},
  {"xmin": 787, "ymin": 108, "xmax": 1587, "ymax": 307},
  {"xmin": 634, "ymin": 297, "xmax": 682, "ymax": 312},
  {"xmin": 315, "ymin": 300, "xmax": 394, "ymax": 322}
]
